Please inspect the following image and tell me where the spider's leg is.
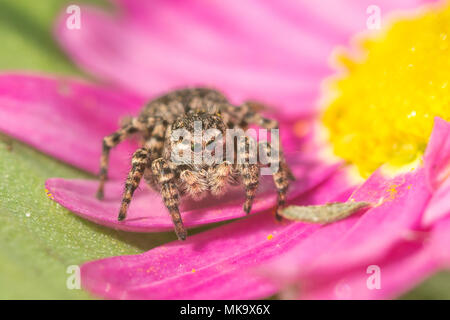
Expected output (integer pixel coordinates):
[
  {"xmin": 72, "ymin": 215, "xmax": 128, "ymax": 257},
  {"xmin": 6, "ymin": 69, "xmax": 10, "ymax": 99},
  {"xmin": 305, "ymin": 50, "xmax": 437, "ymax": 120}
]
[
  {"xmin": 96, "ymin": 119, "xmax": 143, "ymax": 199},
  {"xmin": 240, "ymin": 163, "xmax": 260, "ymax": 214},
  {"xmin": 259, "ymin": 141, "xmax": 294, "ymax": 220},
  {"xmin": 152, "ymin": 158, "xmax": 187, "ymax": 241},
  {"xmin": 117, "ymin": 147, "xmax": 149, "ymax": 221},
  {"xmin": 220, "ymin": 102, "xmax": 279, "ymax": 129},
  {"xmin": 142, "ymin": 121, "xmax": 168, "ymax": 187},
  {"xmin": 230, "ymin": 102, "xmax": 294, "ymax": 219},
  {"xmin": 237, "ymin": 136, "xmax": 260, "ymax": 214},
  {"xmin": 242, "ymin": 102, "xmax": 279, "ymax": 129},
  {"xmin": 143, "ymin": 121, "xmax": 166, "ymax": 154}
]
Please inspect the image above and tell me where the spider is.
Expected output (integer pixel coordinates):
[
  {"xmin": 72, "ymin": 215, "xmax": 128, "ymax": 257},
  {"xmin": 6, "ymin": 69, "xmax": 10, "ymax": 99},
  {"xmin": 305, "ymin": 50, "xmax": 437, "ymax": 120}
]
[{"xmin": 96, "ymin": 88, "xmax": 294, "ymax": 240}]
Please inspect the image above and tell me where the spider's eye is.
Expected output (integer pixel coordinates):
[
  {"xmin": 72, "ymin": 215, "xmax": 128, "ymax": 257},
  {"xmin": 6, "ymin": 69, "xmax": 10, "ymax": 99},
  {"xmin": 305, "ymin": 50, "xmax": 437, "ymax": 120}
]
[{"xmin": 191, "ymin": 143, "xmax": 202, "ymax": 151}]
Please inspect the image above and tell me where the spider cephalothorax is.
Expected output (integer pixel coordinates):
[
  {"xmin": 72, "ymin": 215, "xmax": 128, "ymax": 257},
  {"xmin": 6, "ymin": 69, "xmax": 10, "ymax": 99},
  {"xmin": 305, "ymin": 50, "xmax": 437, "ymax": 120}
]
[{"xmin": 96, "ymin": 88, "xmax": 294, "ymax": 240}]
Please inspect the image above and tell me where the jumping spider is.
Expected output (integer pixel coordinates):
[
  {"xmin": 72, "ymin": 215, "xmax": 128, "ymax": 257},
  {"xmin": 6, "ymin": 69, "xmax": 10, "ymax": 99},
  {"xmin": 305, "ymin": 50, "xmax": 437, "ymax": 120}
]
[{"xmin": 96, "ymin": 88, "xmax": 294, "ymax": 240}]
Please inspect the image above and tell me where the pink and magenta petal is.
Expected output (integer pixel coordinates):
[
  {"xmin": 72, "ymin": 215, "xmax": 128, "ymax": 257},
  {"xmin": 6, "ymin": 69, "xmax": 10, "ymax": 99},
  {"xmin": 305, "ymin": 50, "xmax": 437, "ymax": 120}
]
[
  {"xmin": 422, "ymin": 117, "xmax": 450, "ymax": 226},
  {"xmin": 55, "ymin": 5, "xmax": 321, "ymax": 118},
  {"xmin": 80, "ymin": 169, "xmax": 352, "ymax": 299},
  {"xmin": 298, "ymin": 240, "xmax": 439, "ymax": 300},
  {"xmin": 55, "ymin": 1, "xmax": 431, "ymax": 118},
  {"xmin": 0, "ymin": 73, "xmax": 144, "ymax": 177},
  {"xmin": 260, "ymin": 167, "xmax": 433, "ymax": 299},
  {"xmin": 82, "ymin": 212, "xmax": 299, "ymax": 299},
  {"xmin": 424, "ymin": 117, "xmax": 450, "ymax": 191},
  {"xmin": 312, "ymin": 168, "xmax": 431, "ymax": 270},
  {"xmin": 429, "ymin": 216, "xmax": 450, "ymax": 267},
  {"xmin": 423, "ymin": 177, "xmax": 450, "ymax": 226},
  {"xmin": 46, "ymin": 154, "xmax": 339, "ymax": 232},
  {"xmin": 302, "ymin": 206, "xmax": 450, "ymax": 300}
]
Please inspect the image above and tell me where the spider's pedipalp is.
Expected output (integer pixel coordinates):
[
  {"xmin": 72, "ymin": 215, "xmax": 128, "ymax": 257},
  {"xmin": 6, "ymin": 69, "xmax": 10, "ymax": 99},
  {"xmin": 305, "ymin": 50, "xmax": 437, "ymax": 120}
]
[
  {"xmin": 180, "ymin": 169, "xmax": 208, "ymax": 200},
  {"xmin": 208, "ymin": 161, "xmax": 233, "ymax": 196},
  {"xmin": 118, "ymin": 147, "xmax": 150, "ymax": 221}
]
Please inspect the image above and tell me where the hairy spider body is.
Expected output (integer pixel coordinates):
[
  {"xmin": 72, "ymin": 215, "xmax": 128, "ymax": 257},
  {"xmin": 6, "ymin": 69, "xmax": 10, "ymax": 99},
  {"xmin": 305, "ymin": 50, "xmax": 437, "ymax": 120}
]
[{"xmin": 96, "ymin": 88, "xmax": 294, "ymax": 240}]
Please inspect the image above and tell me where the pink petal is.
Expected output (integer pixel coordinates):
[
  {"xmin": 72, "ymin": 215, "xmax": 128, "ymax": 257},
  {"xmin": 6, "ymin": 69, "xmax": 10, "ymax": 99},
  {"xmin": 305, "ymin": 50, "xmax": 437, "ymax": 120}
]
[
  {"xmin": 56, "ymin": 1, "xmax": 429, "ymax": 118},
  {"xmin": 118, "ymin": 0, "xmax": 431, "ymax": 46},
  {"xmin": 429, "ymin": 216, "xmax": 450, "ymax": 266},
  {"xmin": 421, "ymin": 117, "xmax": 450, "ymax": 226},
  {"xmin": 261, "ymin": 167, "xmax": 432, "ymax": 291},
  {"xmin": 46, "ymin": 154, "xmax": 339, "ymax": 232},
  {"xmin": 55, "ymin": 6, "xmax": 320, "ymax": 118},
  {"xmin": 423, "ymin": 177, "xmax": 450, "ymax": 226},
  {"xmin": 314, "ymin": 168, "xmax": 431, "ymax": 270},
  {"xmin": 424, "ymin": 117, "xmax": 450, "ymax": 191},
  {"xmin": 80, "ymin": 169, "xmax": 353, "ymax": 299},
  {"xmin": 0, "ymin": 73, "xmax": 144, "ymax": 178},
  {"xmin": 303, "ymin": 194, "xmax": 446, "ymax": 301},
  {"xmin": 298, "ymin": 240, "xmax": 439, "ymax": 300}
]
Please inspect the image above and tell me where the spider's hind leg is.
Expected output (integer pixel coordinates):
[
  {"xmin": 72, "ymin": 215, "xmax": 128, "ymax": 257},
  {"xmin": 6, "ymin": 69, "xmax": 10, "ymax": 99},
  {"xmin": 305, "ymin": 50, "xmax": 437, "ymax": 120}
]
[{"xmin": 221, "ymin": 102, "xmax": 279, "ymax": 129}]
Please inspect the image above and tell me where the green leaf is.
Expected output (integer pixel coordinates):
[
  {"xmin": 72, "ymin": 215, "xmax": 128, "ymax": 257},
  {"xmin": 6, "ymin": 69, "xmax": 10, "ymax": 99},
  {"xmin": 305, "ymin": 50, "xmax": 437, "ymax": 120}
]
[
  {"xmin": 0, "ymin": 0, "xmax": 113, "ymax": 75},
  {"xmin": 0, "ymin": 138, "xmax": 177, "ymax": 299},
  {"xmin": 401, "ymin": 272, "xmax": 450, "ymax": 300}
]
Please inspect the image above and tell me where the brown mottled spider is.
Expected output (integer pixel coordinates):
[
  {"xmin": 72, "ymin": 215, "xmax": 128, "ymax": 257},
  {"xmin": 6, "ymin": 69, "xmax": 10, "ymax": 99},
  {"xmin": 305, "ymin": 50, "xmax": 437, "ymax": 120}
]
[{"xmin": 96, "ymin": 88, "xmax": 294, "ymax": 240}]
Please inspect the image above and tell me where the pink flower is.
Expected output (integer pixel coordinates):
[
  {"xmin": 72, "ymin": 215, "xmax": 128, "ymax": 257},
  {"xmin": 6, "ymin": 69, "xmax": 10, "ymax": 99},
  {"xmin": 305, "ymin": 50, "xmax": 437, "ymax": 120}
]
[
  {"xmin": 1, "ymin": 0, "xmax": 449, "ymax": 300},
  {"xmin": 79, "ymin": 118, "xmax": 450, "ymax": 300}
]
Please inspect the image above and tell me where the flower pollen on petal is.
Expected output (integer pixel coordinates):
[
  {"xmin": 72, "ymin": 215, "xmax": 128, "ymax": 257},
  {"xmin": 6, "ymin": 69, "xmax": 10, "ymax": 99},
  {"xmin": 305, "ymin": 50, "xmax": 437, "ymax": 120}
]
[
  {"xmin": 322, "ymin": 2, "xmax": 450, "ymax": 177},
  {"xmin": 45, "ymin": 188, "xmax": 54, "ymax": 200}
]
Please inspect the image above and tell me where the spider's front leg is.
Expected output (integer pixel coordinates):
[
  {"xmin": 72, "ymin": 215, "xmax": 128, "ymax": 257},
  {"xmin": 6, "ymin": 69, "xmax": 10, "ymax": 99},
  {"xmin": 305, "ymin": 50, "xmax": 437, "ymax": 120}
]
[
  {"xmin": 237, "ymin": 137, "xmax": 260, "ymax": 214},
  {"xmin": 117, "ymin": 147, "xmax": 150, "ymax": 221},
  {"xmin": 240, "ymin": 163, "xmax": 260, "ymax": 214},
  {"xmin": 152, "ymin": 158, "xmax": 187, "ymax": 241},
  {"xmin": 234, "ymin": 102, "xmax": 295, "ymax": 220},
  {"xmin": 96, "ymin": 119, "xmax": 143, "ymax": 199},
  {"xmin": 259, "ymin": 141, "xmax": 294, "ymax": 220}
]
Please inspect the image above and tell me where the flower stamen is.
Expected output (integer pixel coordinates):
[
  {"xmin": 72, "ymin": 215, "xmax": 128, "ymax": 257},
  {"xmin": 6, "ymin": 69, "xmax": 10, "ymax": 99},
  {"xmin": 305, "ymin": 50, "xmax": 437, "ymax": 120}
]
[{"xmin": 322, "ymin": 2, "xmax": 450, "ymax": 177}]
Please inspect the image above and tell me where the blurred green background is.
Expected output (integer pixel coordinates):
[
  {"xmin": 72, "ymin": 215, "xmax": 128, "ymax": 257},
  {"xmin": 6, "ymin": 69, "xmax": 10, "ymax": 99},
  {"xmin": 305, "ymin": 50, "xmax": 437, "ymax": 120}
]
[{"xmin": 0, "ymin": 0, "xmax": 448, "ymax": 299}]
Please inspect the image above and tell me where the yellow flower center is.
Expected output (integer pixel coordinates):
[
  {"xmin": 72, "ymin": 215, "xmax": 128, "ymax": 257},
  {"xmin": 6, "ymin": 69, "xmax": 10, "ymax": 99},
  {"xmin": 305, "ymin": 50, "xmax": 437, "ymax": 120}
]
[{"xmin": 322, "ymin": 2, "xmax": 450, "ymax": 177}]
